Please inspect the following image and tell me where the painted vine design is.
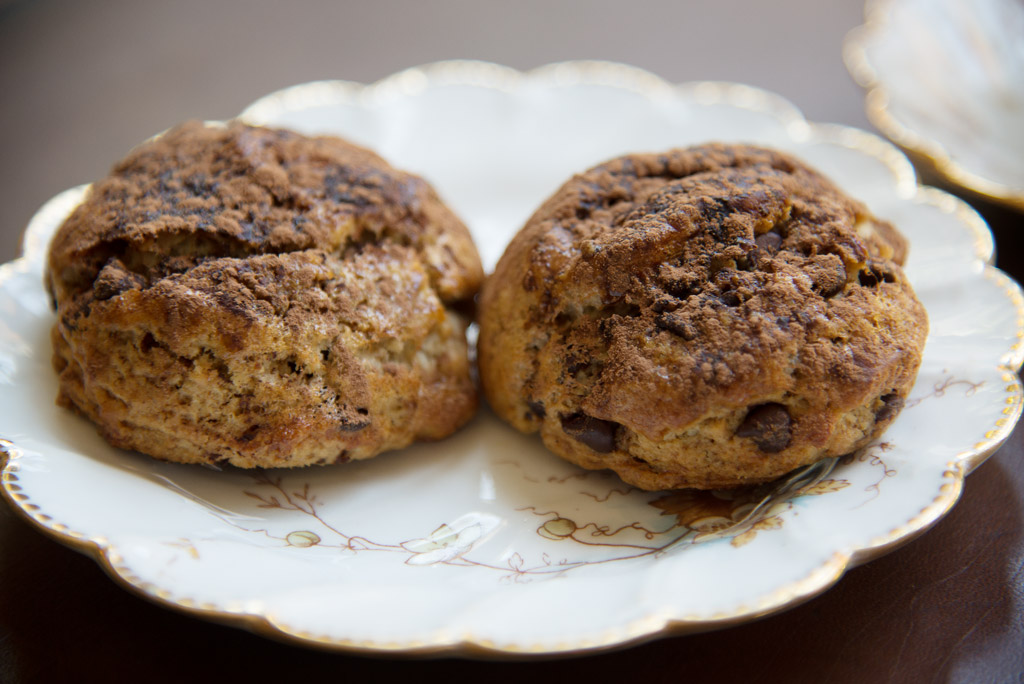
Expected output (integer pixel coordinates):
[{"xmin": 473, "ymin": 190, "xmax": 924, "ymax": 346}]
[{"xmin": 162, "ymin": 374, "xmax": 981, "ymax": 582}]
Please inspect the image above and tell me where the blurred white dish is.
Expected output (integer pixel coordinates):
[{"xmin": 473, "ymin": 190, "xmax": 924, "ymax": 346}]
[{"xmin": 846, "ymin": 0, "xmax": 1024, "ymax": 211}]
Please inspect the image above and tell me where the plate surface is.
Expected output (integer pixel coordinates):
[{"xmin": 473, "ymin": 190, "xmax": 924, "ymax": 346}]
[
  {"xmin": 845, "ymin": 0, "xmax": 1024, "ymax": 211},
  {"xmin": 2, "ymin": 61, "xmax": 1022, "ymax": 657}
]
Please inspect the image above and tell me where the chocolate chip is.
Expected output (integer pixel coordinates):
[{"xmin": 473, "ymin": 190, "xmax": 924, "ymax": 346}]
[
  {"xmin": 656, "ymin": 312, "xmax": 697, "ymax": 340},
  {"xmin": 561, "ymin": 413, "xmax": 619, "ymax": 453},
  {"xmin": 736, "ymin": 403, "xmax": 791, "ymax": 453},
  {"xmin": 875, "ymin": 393, "xmax": 904, "ymax": 424},
  {"xmin": 527, "ymin": 399, "xmax": 546, "ymax": 419},
  {"xmin": 755, "ymin": 231, "xmax": 782, "ymax": 254}
]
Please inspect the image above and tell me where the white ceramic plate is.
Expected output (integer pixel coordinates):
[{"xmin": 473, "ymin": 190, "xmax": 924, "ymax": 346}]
[
  {"xmin": 2, "ymin": 61, "xmax": 1022, "ymax": 657},
  {"xmin": 845, "ymin": 0, "xmax": 1024, "ymax": 211}
]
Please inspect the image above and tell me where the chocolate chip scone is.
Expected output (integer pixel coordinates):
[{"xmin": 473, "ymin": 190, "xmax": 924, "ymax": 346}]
[
  {"xmin": 478, "ymin": 143, "xmax": 927, "ymax": 490},
  {"xmin": 48, "ymin": 121, "xmax": 483, "ymax": 468}
]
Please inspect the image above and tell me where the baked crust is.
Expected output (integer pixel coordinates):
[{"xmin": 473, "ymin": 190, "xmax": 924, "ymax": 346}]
[
  {"xmin": 48, "ymin": 121, "xmax": 483, "ymax": 468},
  {"xmin": 479, "ymin": 144, "xmax": 927, "ymax": 490}
]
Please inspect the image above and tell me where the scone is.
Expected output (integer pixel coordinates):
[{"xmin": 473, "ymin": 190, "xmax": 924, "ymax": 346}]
[
  {"xmin": 478, "ymin": 143, "xmax": 927, "ymax": 490},
  {"xmin": 48, "ymin": 121, "xmax": 483, "ymax": 468}
]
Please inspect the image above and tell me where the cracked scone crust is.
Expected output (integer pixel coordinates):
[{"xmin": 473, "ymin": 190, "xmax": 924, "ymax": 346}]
[
  {"xmin": 479, "ymin": 144, "xmax": 927, "ymax": 490},
  {"xmin": 48, "ymin": 121, "xmax": 483, "ymax": 468}
]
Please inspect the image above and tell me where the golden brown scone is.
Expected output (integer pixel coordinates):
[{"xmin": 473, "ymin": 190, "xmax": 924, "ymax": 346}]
[
  {"xmin": 478, "ymin": 143, "xmax": 927, "ymax": 490},
  {"xmin": 48, "ymin": 121, "xmax": 483, "ymax": 468}
]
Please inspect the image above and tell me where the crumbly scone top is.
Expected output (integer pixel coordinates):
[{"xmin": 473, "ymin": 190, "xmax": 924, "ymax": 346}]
[
  {"xmin": 46, "ymin": 121, "xmax": 483, "ymax": 467},
  {"xmin": 484, "ymin": 143, "xmax": 924, "ymax": 438},
  {"xmin": 47, "ymin": 120, "xmax": 482, "ymax": 306}
]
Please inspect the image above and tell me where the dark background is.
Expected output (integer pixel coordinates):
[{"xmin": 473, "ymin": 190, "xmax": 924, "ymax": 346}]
[{"xmin": 1, "ymin": 1, "xmax": 1022, "ymax": 682}]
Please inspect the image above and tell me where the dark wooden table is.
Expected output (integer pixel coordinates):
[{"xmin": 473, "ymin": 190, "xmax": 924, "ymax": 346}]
[{"xmin": 1, "ymin": 1, "xmax": 1021, "ymax": 681}]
